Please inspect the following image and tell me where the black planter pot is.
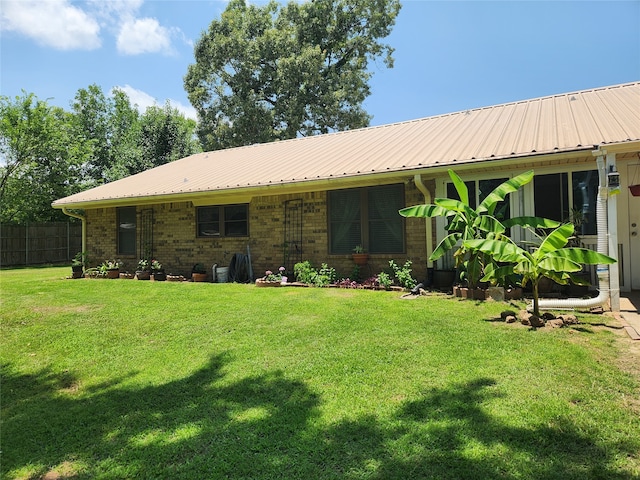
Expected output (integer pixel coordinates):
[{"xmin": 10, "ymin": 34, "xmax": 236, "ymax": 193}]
[{"xmin": 152, "ymin": 271, "xmax": 166, "ymax": 281}]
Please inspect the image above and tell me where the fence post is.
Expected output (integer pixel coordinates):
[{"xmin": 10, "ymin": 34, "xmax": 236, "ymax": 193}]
[{"xmin": 25, "ymin": 222, "xmax": 29, "ymax": 265}]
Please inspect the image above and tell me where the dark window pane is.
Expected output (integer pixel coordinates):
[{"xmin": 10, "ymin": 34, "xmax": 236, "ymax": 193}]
[
  {"xmin": 117, "ymin": 207, "xmax": 136, "ymax": 255},
  {"xmin": 224, "ymin": 205, "xmax": 248, "ymax": 236},
  {"xmin": 534, "ymin": 173, "xmax": 569, "ymax": 223},
  {"xmin": 197, "ymin": 207, "xmax": 220, "ymax": 236},
  {"xmin": 572, "ymin": 170, "xmax": 598, "ymax": 235},
  {"xmin": 329, "ymin": 189, "xmax": 361, "ymax": 254},
  {"xmin": 368, "ymin": 185, "xmax": 404, "ymax": 253}
]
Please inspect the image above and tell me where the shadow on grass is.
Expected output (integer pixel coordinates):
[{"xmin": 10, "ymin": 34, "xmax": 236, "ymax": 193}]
[{"xmin": 2, "ymin": 358, "xmax": 637, "ymax": 479}]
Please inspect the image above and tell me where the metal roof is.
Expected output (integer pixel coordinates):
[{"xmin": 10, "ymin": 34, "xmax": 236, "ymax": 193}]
[{"xmin": 53, "ymin": 81, "xmax": 640, "ymax": 208}]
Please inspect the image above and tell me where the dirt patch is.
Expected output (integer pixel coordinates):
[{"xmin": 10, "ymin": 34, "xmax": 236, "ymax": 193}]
[{"xmin": 30, "ymin": 305, "xmax": 95, "ymax": 315}]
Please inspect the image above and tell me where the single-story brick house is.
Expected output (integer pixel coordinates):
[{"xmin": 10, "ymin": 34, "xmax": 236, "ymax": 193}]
[{"xmin": 53, "ymin": 82, "xmax": 640, "ymax": 301}]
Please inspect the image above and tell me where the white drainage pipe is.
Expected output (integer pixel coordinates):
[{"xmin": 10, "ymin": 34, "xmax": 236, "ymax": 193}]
[{"xmin": 534, "ymin": 160, "xmax": 610, "ymax": 311}]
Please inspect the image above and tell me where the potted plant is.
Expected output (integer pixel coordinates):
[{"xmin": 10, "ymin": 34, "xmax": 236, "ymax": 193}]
[
  {"xmin": 101, "ymin": 259, "xmax": 122, "ymax": 279},
  {"xmin": 191, "ymin": 263, "xmax": 208, "ymax": 282},
  {"xmin": 151, "ymin": 259, "xmax": 166, "ymax": 281},
  {"xmin": 352, "ymin": 245, "xmax": 369, "ymax": 266},
  {"xmin": 135, "ymin": 259, "xmax": 151, "ymax": 280},
  {"xmin": 71, "ymin": 251, "xmax": 87, "ymax": 279}
]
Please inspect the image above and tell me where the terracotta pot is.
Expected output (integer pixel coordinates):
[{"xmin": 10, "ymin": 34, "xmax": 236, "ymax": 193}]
[
  {"xmin": 106, "ymin": 269, "xmax": 120, "ymax": 279},
  {"xmin": 352, "ymin": 253, "xmax": 369, "ymax": 266},
  {"xmin": 192, "ymin": 272, "xmax": 208, "ymax": 282},
  {"xmin": 136, "ymin": 270, "xmax": 151, "ymax": 280}
]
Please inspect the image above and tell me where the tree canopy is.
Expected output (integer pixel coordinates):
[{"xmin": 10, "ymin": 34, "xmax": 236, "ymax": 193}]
[
  {"xmin": 184, "ymin": 0, "xmax": 401, "ymax": 151},
  {"xmin": 0, "ymin": 87, "xmax": 201, "ymax": 224}
]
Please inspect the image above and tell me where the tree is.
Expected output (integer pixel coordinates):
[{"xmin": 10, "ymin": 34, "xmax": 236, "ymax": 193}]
[
  {"xmin": 0, "ymin": 92, "xmax": 90, "ymax": 223},
  {"xmin": 399, "ymin": 170, "xmax": 549, "ymax": 289},
  {"xmin": 465, "ymin": 223, "xmax": 616, "ymax": 317},
  {"xmin": 139, "ymin": 102, "xmax": 201, "ymax": 168},
  {"xmin": 184, "ymin": 0, "xmax": 401, "ymax": 150},
  {"xmin": 71, "ymin": 85, "xmax": 200, "ymax": 183}
]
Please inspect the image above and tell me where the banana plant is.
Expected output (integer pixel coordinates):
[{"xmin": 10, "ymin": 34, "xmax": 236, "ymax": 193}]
[
  {"xmin": 399, "ymin": 169, "xmax": 536, "ymax": 289},
  {"xmin": 465, "ymin": 222, "xmax": 616, "ymax": 316}
]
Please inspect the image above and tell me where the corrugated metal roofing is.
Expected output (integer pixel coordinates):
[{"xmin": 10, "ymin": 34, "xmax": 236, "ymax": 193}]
[{"xmin": 53, "ymin": 81, "xmax": 640, "ymax": 208}]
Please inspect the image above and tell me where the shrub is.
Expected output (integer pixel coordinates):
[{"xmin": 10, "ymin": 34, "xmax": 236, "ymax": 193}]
[{"xmin": 389, "ymin": 260, "xmax": 416, "ymax": 289}]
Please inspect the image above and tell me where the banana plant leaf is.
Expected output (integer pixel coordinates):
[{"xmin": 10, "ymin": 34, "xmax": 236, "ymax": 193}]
[
  {"xmin": 537, "ymin": 223, "xmax": 573, "ymax": 256},
  {"xmin": 399, "ymin": 204, "xmax": 450, "ymax": 218},
  {"xmin": 549, "ymin": 248, "xmax": 616, "ymax": 265},
  {"xmin": 477, "ymin": 170, "xmax": 534, "ymax": 214},
  {"xmin": 448, "ymin": 169, "xmax": 470, "ymax": 206},
  {"xmin": 502, "ymin": 216, "xmax": 561, "ymax": 229},
  {"xmin": 429, "ymin": 232, "xmax": 462, "ymax": 261}
]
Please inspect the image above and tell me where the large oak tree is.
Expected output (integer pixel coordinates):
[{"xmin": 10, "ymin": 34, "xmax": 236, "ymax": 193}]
[{"xmin": 184, "ymin": 0, "xmax": 401, "ymax": 150}]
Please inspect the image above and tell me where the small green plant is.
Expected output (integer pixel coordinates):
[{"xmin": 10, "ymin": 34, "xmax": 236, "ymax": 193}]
[
  {"xmin": 315, "ymin": 263, "xmax": 336, "ymax": 287},
  {"xmin": 72, "ymin": 251, "xmax": 88, "ymax": 268},
  {"xmin": 389, "ymin": 260, "xmax": 417, "ymax": 289},
  {"xmin": 353, "ymin": 245, "xmax": 366, "ymax": 254},
  {"xmin": 137, "ymin": 259, "xmax": 150, "ymax": 271},
  {"xmin": 192, "ymin": 263, "xmax": 207, "ymax": 274},
  {"xmin": 100, "ymin": 259, "xmax": 122, "ymax": 272},
  {"xmin": 263, "ymin": 266, "xmax": 286, "ymax": 282},
  {"xmin": 377, "ymin": 271, "xmax": 392, "ymax": 289},
  {"xmin": 293, "ymin": 261, "xmax": 336, "ymax": 287},
  {"xmin": 294, "ymin": 261, "xmax": 316, "ymax": 284},
  {"xmin": 151, "ymin": 259, "xmax": 163, "ymax": 271}
]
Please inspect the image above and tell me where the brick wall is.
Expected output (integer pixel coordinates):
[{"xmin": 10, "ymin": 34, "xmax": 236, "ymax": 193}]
[{"xmin": 84, "ymin": 181, "xmax": 431, "ymax": 281}]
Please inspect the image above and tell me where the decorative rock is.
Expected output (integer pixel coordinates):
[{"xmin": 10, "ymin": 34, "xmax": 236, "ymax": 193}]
[
  {"xmin": 541, "ymin": 312, "xmax": 556, "ymax": 321},
  {"xmin": 558, "ymin": 314, "xmax": 579, "ymax": 325},
  {"xmin": 529, "ymin": 315, "xmax": 545, "ymax": 328},
  {"xmin": 547, "ymin": 319, "xmax": 565, "ymax": 328}
]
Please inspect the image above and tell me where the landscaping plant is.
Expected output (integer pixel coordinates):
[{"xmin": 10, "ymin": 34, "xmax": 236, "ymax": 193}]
[
  {"xmin": 466, "ymin": 222, "xmax": 616, "ymax": 316},
  {"xmin": 399, "ymin": 170, "xmax": 554, "ymax": 289}
]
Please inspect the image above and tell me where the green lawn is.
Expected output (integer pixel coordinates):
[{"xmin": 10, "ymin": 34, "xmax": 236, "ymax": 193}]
[{"xmin": 2, "ymin": 267, "xmax": 639, "ymax": 479}]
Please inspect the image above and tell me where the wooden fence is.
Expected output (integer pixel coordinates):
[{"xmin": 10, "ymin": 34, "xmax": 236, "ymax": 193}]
[{"xmin": 0, "ymin": 222, "xmax": 82, "ymax": 266}]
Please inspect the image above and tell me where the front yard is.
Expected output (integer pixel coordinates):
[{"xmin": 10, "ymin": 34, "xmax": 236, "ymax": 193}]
[{"xmin": 1, "ymin": 267, "xmax": 639, "ymax": 479}]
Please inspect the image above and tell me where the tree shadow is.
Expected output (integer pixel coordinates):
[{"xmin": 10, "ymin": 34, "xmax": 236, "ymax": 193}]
[{"xmin": 2, "ymin": 360, "xmax": 638, "ymax": 479}]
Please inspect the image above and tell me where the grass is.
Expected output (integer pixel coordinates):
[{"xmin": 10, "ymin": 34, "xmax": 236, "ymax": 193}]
[{"xmin": 1, "ymin": 266, "xmax": 639, "ymax": 479}]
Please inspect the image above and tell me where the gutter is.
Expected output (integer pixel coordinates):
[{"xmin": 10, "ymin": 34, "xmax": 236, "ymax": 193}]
[
  {"xmin": 61, "ymin": 207, "xmax": 86, "ymax": 255},
  {"xmin": 414, "ymin": 174, "xmax": 434, "ymax": 268}
]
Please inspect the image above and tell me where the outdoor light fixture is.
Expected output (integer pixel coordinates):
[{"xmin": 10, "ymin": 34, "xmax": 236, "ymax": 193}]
[{"xmin": 607, "ymin": 166, "xmax": 620, "ymax": 188}]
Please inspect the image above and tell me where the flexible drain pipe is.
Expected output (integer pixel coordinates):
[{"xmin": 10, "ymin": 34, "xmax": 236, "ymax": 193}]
[{"xmin": 535, "ymin": 158, "xmax": 610, "ymax": 311}]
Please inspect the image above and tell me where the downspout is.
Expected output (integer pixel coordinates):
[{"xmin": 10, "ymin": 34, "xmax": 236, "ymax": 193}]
[
  {"xmin": 535, "ymin": 155, "xmax": 610, "ymax": 311},
  {"xmin": 414, "ymin": 175, "xmax": 434, "ymax": 287},
  {"xmin": 61, "ymin": 207, "xmax": 86, "ymax": 255}
]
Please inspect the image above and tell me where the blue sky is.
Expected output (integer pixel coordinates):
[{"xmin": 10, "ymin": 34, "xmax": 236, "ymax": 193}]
[{"xmin": 1, "ymin": 0, "xmax": 639, "ymax": 127}]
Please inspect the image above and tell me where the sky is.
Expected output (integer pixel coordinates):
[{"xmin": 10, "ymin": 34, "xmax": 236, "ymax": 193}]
[{"xmin": 1, "ymin": 0, "xmax": 639, "ymax": 127}]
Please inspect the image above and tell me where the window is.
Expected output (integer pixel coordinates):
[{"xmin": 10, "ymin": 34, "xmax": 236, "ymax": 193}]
[
  {"xmin": 328, "ymin": 184, "xmax": 405, "ymax": 254},
  {"xmin": 533, "ymin": 171, "xmax": 597, "ymax": 235},
  {"xmin": 197, "ymin": 204, "xmax": 249, "ymax": 237},
  {"xmin": 446, "ymin": 177, "xmax": 510, "ymax": 221},
  {"xmin": 534, "ymin": 173, "xmax": 569, "ymax": 224},
  {"xmin": 117, "ymin": 207, "xmax": 136, "ymax": 255}
]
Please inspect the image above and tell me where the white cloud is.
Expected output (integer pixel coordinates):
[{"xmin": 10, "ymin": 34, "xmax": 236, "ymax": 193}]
[
  {"xmin": 1, "ymin": 0, "xmax": 101, "ymax": 50},
  {"xmin": 116, "ymin": 17, "xmax": 172, "ymax": 55},
  {"xmin": 116, "ymin": 85, "xmax": 198, "ymax": 121}
]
